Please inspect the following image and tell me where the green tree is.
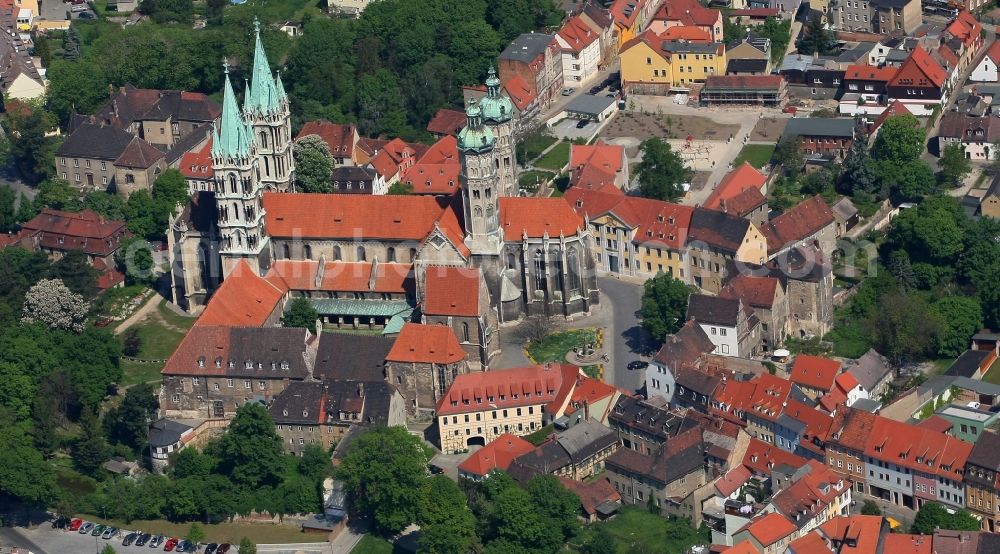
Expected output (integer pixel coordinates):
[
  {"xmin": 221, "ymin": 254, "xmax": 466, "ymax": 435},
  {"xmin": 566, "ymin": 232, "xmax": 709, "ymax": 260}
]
[
  {"xmin": 83, "ymin": 191, "xmax": 127, "ymax": 220},
  {"xmin": 388, "ymin": 182, "xmax": 414, "ymax": 195},
  {"xmin": 860, "ymin": 499, "xmax": 882, "ymax": 516},
  {"xmin": 218, "ymin": 404, "xmax": 285, "ymax": 488},
  {"xmin": 636, "ymin": 138, "xmax": 692, "ymax": 202},
  {"xmin": 336, "ymin": 426, "xmax": 431, "ymax": 535},
  {"xmin": 118, "ymin": 236, "xmax": 156, "ymax": 286},
  {"xmin": 7, "ymin": 107, "xmax": 57, "ymax": 184},
  {"xmin": 36, "ymin": 179, "xmax": 80, "ymax": 211},
  {"xmin": 873, "ymin": 114, "xmax": 925, "ymax": 162},
  {"xmin": 73, "ymin": 409, "xmax": 110, "ymax": 476},
  {"xmin": 293, "ymin": 135, "xmax": 334, "ymax": 193},
  {"xmin": 0, "ymin": 185, "xmax": 17, "ymax": 232},
  {"xmin": 62, "ymin": 27, "xmax": 81, "ymax": 60},
  {"xmin": 912, "ymin": 502, "xmax": 980, "ymax": 534},
  {"xmin": 100, "ymin": 544, "xmax": 117, "ymax": 554},
  {"xmin": 49, "ymin": 250, "xmax": 99, "ymax": 297},
  {"xmin": 526, "ymin": 475, "xmax": 579, "ymax": 541},
  {"xmin": 795, "ymin": 15, "xmax": 836, "ymax": 55},
  {"xmin": 933, "ymin": 296, "xmax": 983, "ymax": 358},
  {"xmin": 773, "ymin": 137, "xmax": 804, "ymax": 173},
  {"xmin": 0, "ymin": 413, "xmax": 59, "ymax": 507},
  {"xmin": 887, "ymin": 196, "xmax": 966, "ymax": 264},
  {"xmin": 356, "ymin": 69, "xmax": 409, "ymax": 138},
  {"xmin": 298, "ymin": 443, "xmax": 331, "ymax": 482},
  {"xmin": 186, "ymin": 522, "xmax": 205, "ymax": 544},
  {"xmin": 418, "ymin": 476, "xmax": 478, "ymax": 554},
  {"xmin": 938, "ymin": 142, "xmax": 972, "ymax": 188},
  {"xmin": 876, "ymin": 160, "xmax": 938, "ymax": 200},
  {"xmin": 172, "ymin": 448, "xmax": 215, "ymax": 479},
  {"xmin": 640, "ymin": 273, "xmax": 691, "ymax": 341},
  {"xmin": 281, "ymin": 298, "xmax": 319, "ymax": 330},
  {"xmin": 205, "ymin": 0, "xmax": 225, "ymax": 25},
  {"xmin": 867, "ymin": 291, "xmax": 944, "ymax": 365},
  {"xmin": 239, "ymin": 538, "xmax": 256, "ymax": 554},
  {"xmin": 139, "ymin": 0, "xmax": 194, "ymax": 24},
  {"xmin": 886, "ymin": 250, "xmax": 916, "ymax": 291},
  {"xmin": 580, "ymin": 527, "xmax": 616, "ymax": 554},
  {"xmin": 758, "ymin": 17, "xmax": 792, "ymax": 62},
  {"xmin": 104, "ymin": 382, "xmax": 159, "ymax": 454},
  {"xmin": 486, "ymin": 484, "xmax": 561, "ymax": 553},
  {"xmin": 152, "ymin": 168, "xmax": 189, "ymax": 210},
  {"xmin": 841, "ymin": 121, "xmax": 878, "ymax": 195}
]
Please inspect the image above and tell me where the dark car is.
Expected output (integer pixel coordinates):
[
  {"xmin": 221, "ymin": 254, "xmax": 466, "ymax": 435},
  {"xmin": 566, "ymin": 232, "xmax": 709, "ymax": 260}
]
[
  {"xmin": 78, "ymin": 11, "xmax": 96, "ymax": 18},
  {"xmin": 576, "ymin": 119, "xmax": 589, "ymax": 129},
  {"xmin": 216, "ymin": 544, "xmax": 231, "ymax": 553},
  {"xmin": 136, "ymin": 533, "xmax": 151, "ymax": 546},
  {"xmin": 52, "ymin": 516, "xmax": 71, "ymax": 529},
  {"xmin": 123, "ymin": 532, "xmax": 139, "ymax": 546},
  {"xmin": 204, "ymin": 544, "xmax": 219, "ymax": 554},
  {"xmin": 91, "ymin": 524, "xmax": 106, "ymax": 536},
  {"xmin": 427, "ymin": 463, "xmax": 445, "ymax": 475},
  {"xmin": 589, "ymin": 86, "xmax": 602, "ymax": 94},
  {"xmin": 176, "ymin": 539, "xmax": 190, "ymax": 551},
  {"xmin": 627, "ymin": 360, "xmax": 648, "ymax": 370}
]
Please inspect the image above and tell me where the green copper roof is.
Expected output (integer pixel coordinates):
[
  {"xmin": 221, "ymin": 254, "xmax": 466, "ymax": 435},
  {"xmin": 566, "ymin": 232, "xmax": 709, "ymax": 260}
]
[
  {"xmin": 245, "ymin": 18, "xmax": 281, "ymax": 115},
  {"xmin": 307, "ymin": 299, "xmax": 412, "ymax": 318},
  {"xmin": 275, "ymin": 71, "xmax": 287, "ymax": 102},
  {"xmin": 480, "ymin": 66, "xmax": 513, "ymax": 123},
  {"xmin": 457, "ymin": 99, "xmax": 495, "ymax": 153},
  {"xmin": 212, "ymin": 61, "xmax": 254, "ymax": 160}
]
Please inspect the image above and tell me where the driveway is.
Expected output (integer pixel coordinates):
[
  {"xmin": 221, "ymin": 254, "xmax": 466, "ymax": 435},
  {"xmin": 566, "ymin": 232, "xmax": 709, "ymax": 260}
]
[{"xmin": 550, "ymin": 117, "xmax": 599, "ymax": 141}]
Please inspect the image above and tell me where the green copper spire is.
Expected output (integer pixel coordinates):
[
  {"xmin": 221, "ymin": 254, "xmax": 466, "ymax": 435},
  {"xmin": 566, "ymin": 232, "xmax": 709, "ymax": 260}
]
[
  {"xmin": 479, "ymin": 66, "xmax": 513, "ymax": 124},
  {"xmin": 245, "ymin": 18, "xmax": 280, "ymax": 115},
  {"xmin": 457, "ymin": 99, "xmax": 494, "ymax": 153},
  {"xmin": 275, "ymin": 71, "xmax": 287, "ymax": 102},
  {"xmin": 213, "ymin": 60, "xmax": 254, "ymax": 160}
]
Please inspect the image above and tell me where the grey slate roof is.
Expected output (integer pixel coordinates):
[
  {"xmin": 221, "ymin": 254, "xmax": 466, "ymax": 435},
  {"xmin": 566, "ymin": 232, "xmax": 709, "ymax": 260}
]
[
  {"xmin": 226, "ymin": 327, "xmax": 313, "ymax": 380},
  {"xmin": 687, "ymin": 294, "xmax": 741, "ymax": 327},
  {"xmin": 331, "ymin": 166, "xmax": 376, "ymax": 183},
  {"xmin": 967, "ymin": 431, "xmax": 1000, "ymax": 470},
  {"xmin": 327, "ymin": 380, "xmax": 398, "ymax": 426},
  {"xmin": 565, "ymin": 93, "xmax": 616, "ymax": 116},
  {"xmin": 501, "ymin": 33, "xmax": 556, "ymax": 63},
  {"xmin": 844, "ymin": 348, "xmax": 893, "ymax": 392},
  {"xmin": 885, "ymin": 49, "xmax": 910, "ymax": 63},
  {"xmin": 148, "ymin": 418, "xmax": 193, "ymax": 448},
  {"xmin": 727, "ymin": 59, "xmax": 770, "ymax": 73},
  {"xmin": 314, "ymin": 332, "xmax": 393, "ymax": 381},
  {"xmin": 783, "ymin": 117, "xmax": 856, "ymax": 139},
  {"xmin": 269, "ymin": 381, "xmax": 326, "ymax": 425},
  {"xmin": 557, "ymin": 419, "xmax": 618, "ymax": 461},
  {"xmin": 608, "ymin": 395, "xmax": 695, "ymax": 442},
  {"xmin": 945, "ymin": 350, "xmax": 991, "ymax": 378},
  {"xmin": 652, "ymin": 319, "xmax": 716, "ymax": 368},
  {"xmin": 688, "ymin": 207, "xmax": 752, "ymax": 253},
  {"xmin": 831, "ymin": 197, "xmax": 858, "ymax": 221},
  {"xmin": 55, "ymin": 123, "xmax": 138, "ymax": 161}
]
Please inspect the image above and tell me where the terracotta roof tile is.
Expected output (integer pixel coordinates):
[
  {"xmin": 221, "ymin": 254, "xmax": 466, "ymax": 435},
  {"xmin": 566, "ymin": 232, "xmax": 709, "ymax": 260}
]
[
  {"xmin": 499, "ymin": 197, "xmax": 583, "ymax": 238},
  {"xmin": 771, "ymin": 460, "xmax": 847, "ymax": 525},
  {"xmin": 565, "ymin": 187, "xmax": 692, "ymax": 249},
  {"xmin": 719, "ymin": 273, "xmax": 780, "ymax": 309},
  {"xmin": 864, "ymin": 414, "xmax": 973, "ymax": 481},
  {"xmin": 844, "ymin": 64, "xmax": 898, "ymax": 81},
  {"xmin": 426, "ymin": 108, "xmax": 467, "ymax": 137},
  {"xmin": 437, "ymin": 363, "xmax": 581, "ymax": 417},
  {"xmin": 196, "ymin": 261, "xmax": 285, "ymax": 327},
  {"xmin": 266, "ymin": 260, "xmax": 414, "ymax": 294},
  {"xmin": 742, "ymin": 512, "xmax": 797, "ymax": 546},
  {"xmin": 818, "ymin": 515, "xmax": 884, "ymax": 554},
  {"xmin": 458, "ymin": 433, "xmax": 535, "ymax": 477},
  {"xmin": 114, "ymin": 137, "xmax": 164, "ymax": 169},
  {"xmin": 20, "ymin": 208, "xmax": 129, "ymax": 257},
  {"xmin": 423, "ymin": 266, "xmax": 480, "ymax": 317},
  {"xmin": 888, "ymin": 46, "xmax": 947, "ymax": 90},
  {"xmin": 789, "ymin": 354, "xmax": 842, "ymax": 392},
  {"xmin": 558, "ymin": 15, "xmax": 600, "ymax": 53},
  {"xmin": 297, "ymin": 121, "xmax": 357, "ymax": 159},
  {"xmin": 402, "ymin": 135, "xmax": 461, "ymax": 195},
  {"xmin": 262, "ymin": 192, "xmax": 453, "ymax": 240},
  {"xmin": 715, "ymin": 465, "xmax": 752, "ymax": 497},
  {"xmin": 761, "ymin": 195, "xmax": 835, "ymax": 254},
  {"xmin": 870, "ymin": 101, "xmax": 912, "ymax": 133},
  {"xmin": 556, "ymin": 476, "xmax": 622, "ymax": 517},
  {"xmin": 705, "ymin": 162, "xmax": 768, "ymax": 214},
  {"xmin": 386, "ymin": 322, "xmax": 466, "ymax": 364},
  {"xmin": 721, "ymin": 540, "xmax": 759, "ymax": 554},
  {"xmin": 658, "ymin": 25, "xmax": 712, "ymax": 42},
  {"xmin": 742, "ymin": 437, "xmax": 809, "ymax": 475},
  {"xmin": 179, "ymin": 137, "xmax": 213, "ymax": 180},
  {"xmin": 787, "ymin": 532, "xmax": 834, "ymax": 554},
  {"xmin": 654, "ymin": 0, "xmax": 721, "ymax": 27},
  {"xmin": 610, "ymin": 0, "xmax": 645, "ymax": 28},
  {"xmin": 883, "ymin": 533, "xmax": 932, "ymax": 554}
]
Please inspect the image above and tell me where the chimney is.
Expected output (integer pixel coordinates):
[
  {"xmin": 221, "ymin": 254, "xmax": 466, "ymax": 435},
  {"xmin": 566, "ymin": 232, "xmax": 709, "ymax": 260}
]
[
  {"xmin": 584, "ymin": 399, "xmax": 590, "ymax": 421},
  {"xmin": 357, "ymin": 382, "xmax": 364, "ymax": 398}
]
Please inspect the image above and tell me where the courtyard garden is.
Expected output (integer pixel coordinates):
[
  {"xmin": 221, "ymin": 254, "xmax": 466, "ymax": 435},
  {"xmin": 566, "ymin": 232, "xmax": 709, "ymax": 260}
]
[{"xmin": 733, "ymin": 143, "xmax": 777, "ymax": 169}]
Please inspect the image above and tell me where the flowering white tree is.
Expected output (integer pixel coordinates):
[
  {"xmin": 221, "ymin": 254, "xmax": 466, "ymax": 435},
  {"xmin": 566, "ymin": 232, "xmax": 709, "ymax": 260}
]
[{"xmin": 21, "ymin": 278, "xmax": 89, "ymax": 332}]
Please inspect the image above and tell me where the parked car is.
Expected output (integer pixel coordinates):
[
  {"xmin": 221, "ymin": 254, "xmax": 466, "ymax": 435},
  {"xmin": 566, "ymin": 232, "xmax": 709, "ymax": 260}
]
[
  {"xmin": 576, "ymin": 119, "xmax": 589, "ymax": 129},
  {"xmin": 204, "ymin": 544, "xmax": 219, "ymax": 554},
  {"xmin": 102, "ymin": 527, "xmax": 118, "ymax": 539},
  {"xmin": 79, "ymin": 522, "xmax": 94, "ymax": 534},
  {"xmin": 52, "ymin": 516, "xmax": 71, "ymax": 529},
  {"xmin": 178, "ymin": 539, "xmax": 194, "ymax": 552},
  {"xmin": 627, "ymin": 360, "xmax": 648, "ymax": 370},
  {"xmin": 123, "ymin": 532, "xmax": 139, "ymax": 546},
  {"xmin": 164, "ymin": 537, "xmax": 179, "ymax": 551},
  {"xmin": 70, "ymin": 4, "xmax": 87, "ymax": 11},
  {"xmin": 78, "ymin": 11, "xmax": 95, "ymax": 18},
  {"xmin": 69, "ymin": 518, "xmax": 84, "ymax": 531},
  {"xmin": 216, "ymin": 544, "xmax": 231, "ymax": 553},
  {"xmin": 149, "ymin": 534, "xmax": 165, "ymax": 548},
  {"xmin": 562, "ymin": 87, "xmax": 575, "ymax": 96},
  {"xmin": 136, "ymin": 533, "xmax": 152, "ymax": 546},
  {"xmin": 427, "ymin": 463, "xmax": 445, "ymax": 475},
  {"xmin": 589, "ymin": 86, "xmax": 602, "ymax": 94},
  {"xmin": 91, "ymin": 524, "xmax": 106, "ymax": 536}
]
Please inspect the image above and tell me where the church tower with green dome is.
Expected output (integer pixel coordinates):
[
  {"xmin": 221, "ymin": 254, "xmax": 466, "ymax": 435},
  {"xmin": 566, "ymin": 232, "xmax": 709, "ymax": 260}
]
[
  {"xmin": 244, "ymin": 19, "xmax": 294, "ymax": 192},
  {"xmin": 212, "ymin": 60, "xmax": 270, "ymax": 278},
  {"xmin": 478, "ymin": 67, "xmax": 518, "ymax": 197},
  {"xmin": 459, "ymin": 99, "xmax": 502, "ymax": 254}
]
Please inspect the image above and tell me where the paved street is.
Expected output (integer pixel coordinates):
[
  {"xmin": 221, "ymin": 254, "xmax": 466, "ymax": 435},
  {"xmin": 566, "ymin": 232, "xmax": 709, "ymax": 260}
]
[
  {"xmin": 6, "ymin": 523, "xmax": 255, "ymax": 554},
  {"xmin": 598, "ymin": 275, "xmax": 653, "ymax": 394}
]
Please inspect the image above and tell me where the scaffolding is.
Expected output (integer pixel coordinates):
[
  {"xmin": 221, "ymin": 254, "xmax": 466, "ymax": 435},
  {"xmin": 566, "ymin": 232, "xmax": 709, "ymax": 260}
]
[{"xmin": 700, "ymin": 79, "xmax": 788, "ymax": 107}]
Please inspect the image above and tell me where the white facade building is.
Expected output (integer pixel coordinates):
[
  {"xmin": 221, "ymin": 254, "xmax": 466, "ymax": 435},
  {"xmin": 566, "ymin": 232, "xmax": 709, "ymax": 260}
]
[{"xmin": 556, "ymin": 15, "xmax": 601, "ymax": 86}]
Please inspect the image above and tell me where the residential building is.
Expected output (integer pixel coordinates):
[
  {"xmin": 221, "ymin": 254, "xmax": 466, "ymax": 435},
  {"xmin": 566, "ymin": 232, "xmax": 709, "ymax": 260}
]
[
  {"xmin": 844, "ymin": 349, "xmax": 894, "ymax": 400},
  {"xmin": 576, "ymin": 0, "xmax": 617, "ymax": 67},
  {"xmin": 712, "ymin": 374, "xmax": 793, "ymax": 442},
  {"xmin": 160, "ymin": 326, "xmax": 319, "ymax": 419},
  {"xmin": 330, "ymin": 166, "xmax": 377, "ymax": 194},
  {"xmin": 936, "ymin": 403, "xmax": 999, "ymax": 442},
  {"xmin": 564, "ymin": 186, "xmax": 692, "ymax": 280},
  {"xmin": 719, "ymin": 274, "xmax": 787, "ymax": 353},
  {"xmin": 818, "ymin": 515, "xmax": 888, "ymax": 554},
  {"xmin": 646, "ymin": 319, "xmax": 718, "ymax": 404},
  {"xmin": 725, "ymin": 34, "xmax": 772, "ymax": 75},
  {"xmin": 701, "ymin": 75, "xmax": 788, "ymax": 106},
  {"xmin": 938, "ymin": 113, "xmax": 1000, "ymax": 160},
  {"xmin": 943, "ymin": 12, "xmax": 985, "ymax": 74},
  {"xmin": 970, "ymin": 40, "xmax": 1000, "ymax": 82},
  {"xmin": 827, "ymin": 408, "xmax": 877, "ymax": 495},
  {"xmin": 789, "ymin": 355, "xmax": 843, "ymax": 400},
  {"xmin": 88, "ymin": 84, "xmax": 221, "ymax": 150},
  {"xmin": 731, "ymin": 512, "xmax": 798, "ymax": 554},
  {"xmin": 982, "ymin": 175, "xmax": 1000, "ymax": 218},
  {"xmin": 568, "ymin": 141, "xmax": 630, "ymax": 191},
  {"xmin": 326, "ymin": 0, "xmax": 373, "ymax": 17},
  {"xmin": 610, "ymin": 0, "xmax": 650, "ymax": 50},
  {"xmin": 841, "ymin": 64, "xmax": 896, "ymax": 106},
  {"xmin": 0, "ymin": 29, "xmax": 43, "ymax": 100},
  {"xmin": 648, "ymin": 0, "xmax": 724, "ymax": 42},
  {"xmin": 148, "ymin": 419, "xmax": 194, "ymax": 474},
  {"xmin": 556, "ymin": 15, "xmax": 601, "ymax": 86},
  {"xmin": 425, "ymin": 108, "xmax": 467, "ymax": 138},
  {"xmin": 620, "ymin": 31, "xmax": 727, "ymax": 92},
  {"xmin": 401, "ymin": 135, "xmax": 461, "ymax": 196},
  {"xmin": 703, "ymin": 162, "xmax": 769, "ymax": 226},
  {"xmin": 558, "ymin": 476, "xmax": 623, "ymax": 522},
  {"xmin": 886, "ymin": 46, "xmax": 950, "ymax": 116},
  {"xmin": 764, "ymin": 460, "xmax": 851, "ymax": 534},
  {"xmin": 742, "ymin": 437, "xmax": 810, "ymax": 480},
  {"xmin": 831, "ymin": 197, "xmax": 860, "ymax": 236},
  {"xmin": 686, "ymin": 207, "xmax": 768, "ymax": 293},
  {"xmin": 774, "ymin": 399, "xmax": 836, "ymax": 460},
  {"xmin": 727, "ymin": 8, "xmax": 781, "ymax": 26},
  {"xmin": 607, "ymin": 394, "xmax": 706, "ymax": 454},
  {"xmin": 499, "ymin": 33, "xmax": 564, "ymax": 111},
  {"xmin": 965, "ymin": 430, "xmax": 1000, "ymax": 532},
  {"xmin": 561, "ymin": 374, "xmax": 622, "ymax": 426},
  {"xmin": 674, "ymin": 365, "xmax": 729, "ymax": 413},
  {"xmin": 509, "ymin": 419, "xmax": 619, "ymax": 481},
  {"xmin": 55, "ymin": 123, "xmax": 166, "ymax": 194},
  {"xmin": 296, "ymin": 121, "xmax": 360, "ymax": 167},
  {"xmin": 18, "ymin": 208, "xmax": 129, "ymax": 269},
  {"xmin": 384, "ymin": 322, "xmax": 469, "ymax": 418},
  {"xmin": 833, "ymin": 0, "xmax": 921, "ymax": 34},
  {"xmin": 686, "ymin": 294, "xmax": 762, "ymax": 358},
  {"xmin": 457, "ymin": 433, "xmax": 535, "ymax": 481},
  {"xmin": 781, "ymin": 118, "xmax": 856, "ymax": 161},
  {"xmin": 269, "ymin": 380, "xmax": 405, "ymax": 456},
  {"xmin": 178, "ymin": 138, "xmax": 214, "ymax": 194},
  {"xmin": 435, "ymin": 363, "xmax": 580, "ymax": 454},
  {"xmin": 605, "ymin": 427, "xmax": 710, "ymax": 523}
]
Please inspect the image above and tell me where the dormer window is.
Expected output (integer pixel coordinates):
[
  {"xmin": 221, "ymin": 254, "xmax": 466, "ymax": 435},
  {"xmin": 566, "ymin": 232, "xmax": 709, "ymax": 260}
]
[
  {"xmin": 245, "ymin": 361, "xmax": 253, "ymax": 369},
  {"xmin": 197, "ymin": 356, "xmax": 205, "ymax": 368},
  {"xmin": 282, "ymin": 410, "xmax": 288, "ymax": 416},
  {"xmin": 303, "ymin": 410, "xmax": 308, "ymax": 417},
  {"xmin": 215, "ymin": 357, "xmax": 222, "ymax": 368},
  {"xmin": 281, "ymin": 362, "xmax": 289, "ymax": 370},
  {"xmin": 228, "ymin": 361, "xmax": 235, "ymax": 369}
]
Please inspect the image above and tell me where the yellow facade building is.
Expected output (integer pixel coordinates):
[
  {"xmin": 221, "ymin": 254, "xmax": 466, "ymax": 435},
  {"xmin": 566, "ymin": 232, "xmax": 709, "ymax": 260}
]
[{"xmin": 620, "ymin": 30, "xmax": 727, "ymax": 93}]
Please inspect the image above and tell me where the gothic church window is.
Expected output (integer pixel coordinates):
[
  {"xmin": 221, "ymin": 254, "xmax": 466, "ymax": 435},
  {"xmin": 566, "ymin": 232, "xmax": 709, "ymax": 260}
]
[
  {"xmin": 333, "ymin": 245, "xmax": 342, "ymax": 260},
  {"xmin": 462, "ymin": 322, "xmax": 470, "ymax": 342},
  {"xmin": 533, "ymin": 250, "xmax": 547, "ymax": 291},
  {"xmin": 387, "ymin": 247, "xmax": 396, "ymax": 262},
  {"xmin": 357, "ymin": 246, "xmax": 366, "ymax": 261},
  {"xmin": 304, "ymin": 245, "xmax": 312, "ymax": 260}
]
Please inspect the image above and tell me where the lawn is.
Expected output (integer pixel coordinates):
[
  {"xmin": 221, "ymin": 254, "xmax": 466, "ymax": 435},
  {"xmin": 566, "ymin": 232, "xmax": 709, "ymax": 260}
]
[
  {"xmin": 533, "ymin": 141, "xmax": 571, "ymax": 171},
  {"xmin": 517, "ymin": 131, "xmax": 559, "ymax": 164},
  {"xmin": 524, "ymin": 424, "xmax": 555, "ymax": 446},
  {"xmin": 982, "ymin": 358, "xmax": 1000, "ymax": 385},
  {"xmin": 518, "ymin": 170, "xmax": 555, "ymax": 192},
  {"xmin": 118, "ymin": 299, "xmax": 196, "ymax": 386},
  {"xmin": 733, "ymin": 143, "xmax": 776, "ymax": 169},
  {"xmin": 77, "ymin": 516, "xmax": 326, "ymax": 545},
  {"xmin": 352, "ymin": 535, "xmax": 405, "ymax": 553},
  {"xmin": 526, "ymin": 328, "xmax": 598, "ymax": 364},
  {"xmin": 572, "ymin": 507, "xmax": 709, "ymax": 553}
]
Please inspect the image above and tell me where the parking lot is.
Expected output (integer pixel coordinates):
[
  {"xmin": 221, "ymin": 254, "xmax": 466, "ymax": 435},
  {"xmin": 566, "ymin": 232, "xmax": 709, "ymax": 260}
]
[{"xmin": 10, "ymin": 523, "xmax": 242, "ymax": 554}]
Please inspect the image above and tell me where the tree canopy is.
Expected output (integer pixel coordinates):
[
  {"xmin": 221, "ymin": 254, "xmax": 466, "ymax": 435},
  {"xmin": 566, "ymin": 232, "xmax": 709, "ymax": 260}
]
[
  {"xmin": 911, "ymin": 502, "xmax": 980, "ymax": 535},
  {"xmin": 636, "ymin": 138, "xmax": 692, "ymax": 202},
  {"xmin": 293, "ymin": 135, "xmax": 334, "ymax": 193},
  {"xmin": 281, "ymin": 298, "xmax": 319, "ymax": 330},
  {"xmin": 640, "ymin": 273, "xmax": 692, "ymax": 341}
]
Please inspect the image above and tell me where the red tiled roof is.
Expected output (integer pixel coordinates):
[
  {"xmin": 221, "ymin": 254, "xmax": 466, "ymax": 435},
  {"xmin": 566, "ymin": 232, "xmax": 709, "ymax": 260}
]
[
  {"xmin": 835, "ymin": 371, "xmax": 859, "ymax": 394},
  {"xmin": 721, "ymin": 541, "xmax": 759, "ymax": 554},
  {"xmin": 888, "ymin": 46, "xmax": 947, "ymax": 90},
  {"xmin": 714, "ymin": 373, "xmax": 792, "ymax": 424},
  {"xmin": 761, "ymin": 195, "xmax": 835, "ymax": 254},
  {"xmin": 20, "ymin": 208, "xmax": 129, "ymax": 257},
  {"xmin": 787, "ymin": 532, "xmax": 833, "ymax": 554},
  {"xmin": 945, "ymin": 11, "xmax": 982, "ymax": 47},
  {"xmin": 742, "ymin": 437, "xmax": 809, "ymax": 475},
  {"xmin": 658, "ymin": 25, "xmax": 712, "ymax": 42},
  {"xmin": 266, "ymin": 260, "xmax": 413, "ymax": 294},
  {"xmin": 818, "ymin": 515, "xmax": 883, "ymax": 554},
  {"xmin": 436, "ymin": 363, "xmax": 581, "ymax": 417},
  {"xmin": 297, "ymin": 121, "xmax": 357, "ymax": 159},
  {"xmin": 784, "ymin": 399, "xmax": 835, "ymax": 442},
  {"xmin": 770, "ymin": 460, "xmax": 847, "ymax": 523},
  {"xmin": 790, "ymin": 354, "xmax": 842, "ymax": 392},
  {"xmin": 654, "ymin": 0, "xmax": 721, "ymax": 27},
  {"xmin": 262, "ymin": 193, "xmax": 453, "ymax": 240},
  {"xmin": 719, "ymin": 273, "xmax": 780, "ymax": 309},
  {"xmin": 558, "ymin": 15, "xmax": 600, "ymax": 53},
  {"xmin": 426, "ymin": 108, "xmax": 467, "ymax": 137},
  {"xmin": 819, "ymin": 388, "xmax": 848, "ymax": 413},
  {"xmin": 830, "ymin": 407, "xmax": 878, "ymax": 451},
  {"xmin": 402, "ymin": 136, "xmax": 461, "ymax": 195},
  {"xmin": 917, "ymin": 415, "xmax": 954, "ymax": 434},
  {"xmin": 499, "ymin": 197, "xmax": 584, "ymax": 238},
  {"xmin": 564, "ymin": 187, "xmax": 693, "ymax": 250},
  {"xmin": 180, "ymin": 137, "xmax": 213, "ymax": 180},
  {"xmin": 571, "ymin": 141, "xmax": 624, "ymax": 176},
  {"xmin": 715, "ymin": 465, "xmax": 752, "ymax": 497},
  {"xmin": 610, "ymin": 0, "xmax": 645, "ymax": 28},
  {"xmin": 937, "ymin": 44, "xmax": 960, "ymax": 68},
  {"xmin": 729, "ymin": 7, "xmax": 780, "ymax": 17},
  {"xmin": 565, "ymin": 374, "xmax": 618, "ymax": 418},
  {"xmin": 741, "ymin": 512, "xmax": 797, "ymax": 547},
  {"xmin": 871, "ymin": 101, "xmax": 912, "ymax": 133},
  {"xmin": 704, "ymin": 162, "xmax": 767, "ymax": 214},
  {"xmin": 458, "ymin": 433, "xmax": 535, "ymax": 477},
  {"xmin": 883, "ymin": 533, "xmax": 933, "ymax": 554},
  {"xmin": 557, "ymin": 476, "xmax": 622, "ymax": 517},
  {"xmin": 864, "ymin": 414, "xmax": 973, "ymax": 481},
  {"xmin": 502, "ymin": 75, "xmax": 535, "ymax": 111},
  {"xmin": 705, "ymin": 74, "xmax": 785, "ymax": 91},
  {"xmin": 985, "ymin": 39, "xmax": 1000, "ymax": 65},
  {"xmin": 196, "ymin": 261, "xmax": 285, "ymax": 327},
  {"xmin": 423, "ymin": 266, "xmax": 480, "ymax": 317},
  {"xmin": 386, "ymin": 322, "xmax": 466, "ymax": 364},
  {"xmin": 844, "ymin": 64, "xmax": 898, "ymax": 82}
]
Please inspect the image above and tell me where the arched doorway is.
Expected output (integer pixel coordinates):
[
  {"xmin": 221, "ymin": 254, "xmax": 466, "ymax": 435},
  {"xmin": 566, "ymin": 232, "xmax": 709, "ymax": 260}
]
[{"xmin": 466, "ymin": 436, "xmax": 486, "ymax": 448}]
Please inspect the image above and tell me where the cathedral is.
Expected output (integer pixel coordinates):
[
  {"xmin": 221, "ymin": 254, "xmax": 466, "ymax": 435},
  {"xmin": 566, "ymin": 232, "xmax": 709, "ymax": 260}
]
[{"xmin": 168, "ymin": 22, "xmax": 599, "ymax": 368}]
